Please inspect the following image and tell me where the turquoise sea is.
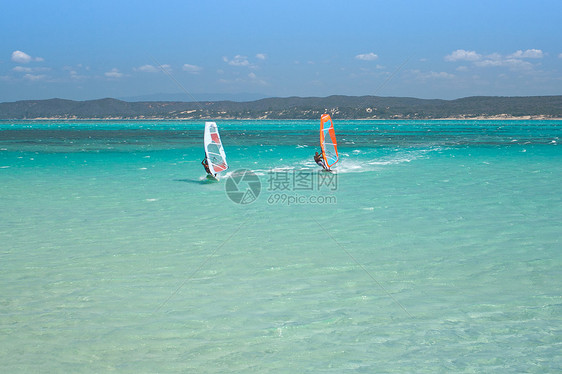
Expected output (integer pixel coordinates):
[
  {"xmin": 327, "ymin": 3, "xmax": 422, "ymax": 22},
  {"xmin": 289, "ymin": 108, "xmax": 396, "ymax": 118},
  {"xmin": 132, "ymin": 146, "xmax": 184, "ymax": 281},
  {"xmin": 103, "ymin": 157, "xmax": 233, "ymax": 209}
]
[{"xmin": 1, "ymin": 120, "xmax": 561, "ymax": 373}]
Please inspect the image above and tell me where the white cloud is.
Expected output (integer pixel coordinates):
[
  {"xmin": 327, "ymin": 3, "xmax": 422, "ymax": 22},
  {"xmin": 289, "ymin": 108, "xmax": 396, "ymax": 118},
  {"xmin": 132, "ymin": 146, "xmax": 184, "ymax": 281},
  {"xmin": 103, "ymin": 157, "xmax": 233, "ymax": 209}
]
[
  {"xmin": 105, "ymin": 68, "xmax": 123, "ymax": 78},
  {"xmin": 473, "ymin": 53, "xmax": 502, "ymax": 67},
  {"xmin": 248, "ymin": 72, "xmax": 266, "ymax": 85},
  {"xmin": 432, "ymin": 71, "xmax": 455, "ymax": 79},
  {"xmin": 63, "ymin": 65, "xmax": 89, "ymax": 80},
  {"xmin": 11, "ymin": 50, "xmax": 32, "ymax": 63},
  {"xmin": 135, "ymin": 64, "xmax": 158, "ymax": 73},
  {"xmin": 13, "ymin": 66, "xmax": 50, "ymax": 73},
  {"xmin": 415, "ymin": 70, "xmax": 455, "ymax": 80},
  {"xmin": 68, "ymin": 69, "xmax": 89, "ymax": 80},
  {"xmin": 11, "ymin": 50, "xmax": 43, "ymax": 63},
  {"xmin": 509, "ymin": 49, "xmax": 543, "ymax": 59},
  {"xmin": 355, "ymin": 52, "xmax": 378, "ymax": 61},
  {"xmin": 475, "ymin": 54, "xmax": 533, "ymax": 70},
  {"xmin": 182, "ymin": 64, "xmax": 202, "ymax": 74},
  {"xmin": 559, "ymin": 53, "xmax": 562, "ymax": 59},
  {"xmin": 218, "ymin": 70, "xmax": 266, "ymax": 85},
  {"xmin": 256, "ymin": 53, "xmax": 266, "ymax": 60},
  {"xmin": 504, "ymin": 59, "xmax": 534, "ymax": 70},
  {"xmin": 445, "ymin": 49, "xmax": 482, "ymax": 62},
  {"xmin": 13, "ymin": 66, "xmax": 33, "ymax": 73},
  {"xmin": 223, "ymin": 55, "xmax": 251, "ymax": 67},
  {"xmin": 23, "ymin": 74, "xmax": 46, "ymax": 81},
  {"xmin": 218, "ymin": 77, "xmax": 244, "ymax": 85},
  {"xmin": 134, "ymin": 64, "xmax": 172, "ymax": 73},
  {"xmin": 446, "ymin": 49, "xmax": 542, "ymax": 72}
]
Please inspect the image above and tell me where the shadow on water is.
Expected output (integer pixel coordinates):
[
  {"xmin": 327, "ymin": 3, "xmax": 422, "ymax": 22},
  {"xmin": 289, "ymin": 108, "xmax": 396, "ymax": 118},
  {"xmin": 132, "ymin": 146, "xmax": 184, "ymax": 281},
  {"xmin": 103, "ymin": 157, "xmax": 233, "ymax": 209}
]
[{"xmin": 174, "ymin": 178, "xmax": 218, "ymax": 185}]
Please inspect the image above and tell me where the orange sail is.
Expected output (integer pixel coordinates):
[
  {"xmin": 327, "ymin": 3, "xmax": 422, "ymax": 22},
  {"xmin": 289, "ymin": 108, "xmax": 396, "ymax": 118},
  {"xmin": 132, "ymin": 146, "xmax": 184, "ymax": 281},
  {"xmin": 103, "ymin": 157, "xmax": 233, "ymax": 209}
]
[{"xmin": 320, "ymin": 114, "xmax": 338, "ymax": 168}]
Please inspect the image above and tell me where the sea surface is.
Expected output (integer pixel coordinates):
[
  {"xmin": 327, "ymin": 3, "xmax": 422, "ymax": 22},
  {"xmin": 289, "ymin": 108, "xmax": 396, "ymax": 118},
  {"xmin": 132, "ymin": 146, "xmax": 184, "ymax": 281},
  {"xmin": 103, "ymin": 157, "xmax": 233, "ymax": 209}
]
[{"xmin": 1, "ymin": 120, "xmax": 561, "ymax": 373}]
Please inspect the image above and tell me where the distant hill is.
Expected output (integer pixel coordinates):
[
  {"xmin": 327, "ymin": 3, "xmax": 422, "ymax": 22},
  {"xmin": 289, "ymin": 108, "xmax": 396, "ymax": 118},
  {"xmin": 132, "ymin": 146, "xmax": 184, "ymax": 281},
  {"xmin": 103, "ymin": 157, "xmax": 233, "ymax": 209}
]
[
  {"xmin": 0, "ymin": 95, "xmax": 561, "ymax": 120},
  {"xmin": 119, "ymin": 92, "xmax": 266, "ymax": 102}
]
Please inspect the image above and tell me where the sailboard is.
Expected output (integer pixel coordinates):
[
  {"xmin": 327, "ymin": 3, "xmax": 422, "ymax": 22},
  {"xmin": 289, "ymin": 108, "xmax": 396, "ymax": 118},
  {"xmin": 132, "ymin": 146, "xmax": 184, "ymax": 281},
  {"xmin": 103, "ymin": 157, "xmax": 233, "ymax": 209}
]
[
  {"xmin": 204, "ymin": 121, "xmax": 228, "ymax": 178},
  {"xmin": 320, "ymin": 114, "xmax": 338, "ymax": 169}
]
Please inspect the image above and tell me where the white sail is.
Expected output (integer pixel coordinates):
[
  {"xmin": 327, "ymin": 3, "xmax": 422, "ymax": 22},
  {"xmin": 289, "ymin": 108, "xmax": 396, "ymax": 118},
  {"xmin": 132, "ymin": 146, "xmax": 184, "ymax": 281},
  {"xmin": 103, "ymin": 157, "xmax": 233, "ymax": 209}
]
[{"xmin": 204, "ymin": 122, "xmax": 228, "ymax": 175}]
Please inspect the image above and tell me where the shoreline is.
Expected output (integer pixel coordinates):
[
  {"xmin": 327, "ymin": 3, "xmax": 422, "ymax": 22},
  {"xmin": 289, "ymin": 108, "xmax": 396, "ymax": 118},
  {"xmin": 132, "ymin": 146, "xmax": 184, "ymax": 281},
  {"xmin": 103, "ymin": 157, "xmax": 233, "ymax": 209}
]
[
  {"xmin": 3, "ymin": 96, "xmax": 560, "ymax": 121},
  {"xmin": 2, "ymin": 115, "xmax": 562, "ymax": 121}
]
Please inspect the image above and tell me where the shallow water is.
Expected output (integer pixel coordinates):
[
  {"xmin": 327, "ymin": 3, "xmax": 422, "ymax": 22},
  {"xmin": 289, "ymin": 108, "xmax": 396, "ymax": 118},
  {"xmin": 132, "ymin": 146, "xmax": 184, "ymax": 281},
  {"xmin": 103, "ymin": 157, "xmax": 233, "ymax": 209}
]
[{"xmin": 1, "ymin": 120, "xmax": 561, "ymax": 372}]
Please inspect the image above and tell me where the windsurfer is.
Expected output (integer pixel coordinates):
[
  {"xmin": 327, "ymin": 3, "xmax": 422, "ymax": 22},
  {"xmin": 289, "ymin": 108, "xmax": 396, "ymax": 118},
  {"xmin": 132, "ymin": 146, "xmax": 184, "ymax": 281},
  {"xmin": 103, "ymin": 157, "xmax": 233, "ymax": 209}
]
[
  {"xmin": 201, "ymin": 156, "xmax": 213, "ymax": 175},
  {"xmin": 314, "ymin": 151, "xmax": 327, "ymax": 169}
]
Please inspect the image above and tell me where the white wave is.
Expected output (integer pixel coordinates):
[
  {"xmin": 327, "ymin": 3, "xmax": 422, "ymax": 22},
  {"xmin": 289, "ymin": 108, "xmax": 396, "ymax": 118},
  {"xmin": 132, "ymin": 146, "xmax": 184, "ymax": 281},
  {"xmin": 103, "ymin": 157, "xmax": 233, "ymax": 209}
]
[
  {"xmin": 335, "ymin": 161, "xmax": 365, "ymax": 173},
  {"xmin": 223, "ymin": 148, "xmax": 440, "ymax": 176},
  {"xmin": 332, "ymin": 148, "xmax": 439, "ymax": 173}
]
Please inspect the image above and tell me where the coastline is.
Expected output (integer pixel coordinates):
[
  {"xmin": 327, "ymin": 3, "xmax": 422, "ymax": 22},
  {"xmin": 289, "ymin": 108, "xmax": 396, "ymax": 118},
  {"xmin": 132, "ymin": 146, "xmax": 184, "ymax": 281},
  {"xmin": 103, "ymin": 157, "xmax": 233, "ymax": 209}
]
[
  {"xmin": 5, "ymin": 116, "xmax": 562, "ymax": 121},
  {"xmin": 2, "ymin": 96, "xmax": 561, "ymax": 121},
  {"xmin": 4, "ymin": 114, "xmax": 562, "ymax": 121}
]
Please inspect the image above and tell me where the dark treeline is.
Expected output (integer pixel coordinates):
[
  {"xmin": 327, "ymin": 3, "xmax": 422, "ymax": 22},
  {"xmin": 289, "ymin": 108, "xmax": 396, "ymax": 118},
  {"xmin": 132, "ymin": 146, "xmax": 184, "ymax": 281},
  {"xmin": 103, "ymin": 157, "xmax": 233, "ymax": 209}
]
[{"xmin": 1, "ymin": 95, "xmax": 561, "ymax": 119}]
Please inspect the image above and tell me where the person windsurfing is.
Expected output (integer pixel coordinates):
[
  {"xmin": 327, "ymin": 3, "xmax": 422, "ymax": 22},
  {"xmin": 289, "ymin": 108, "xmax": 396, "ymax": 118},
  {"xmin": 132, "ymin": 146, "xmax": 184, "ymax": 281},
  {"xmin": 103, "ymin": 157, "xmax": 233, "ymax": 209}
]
[
  {"xmin": 314, "ymin": 151, "xmax": 327, "ymax": 170},
  {"xmin": 201, "ymin": 155, "xmax": 215, "ymax": 176}
]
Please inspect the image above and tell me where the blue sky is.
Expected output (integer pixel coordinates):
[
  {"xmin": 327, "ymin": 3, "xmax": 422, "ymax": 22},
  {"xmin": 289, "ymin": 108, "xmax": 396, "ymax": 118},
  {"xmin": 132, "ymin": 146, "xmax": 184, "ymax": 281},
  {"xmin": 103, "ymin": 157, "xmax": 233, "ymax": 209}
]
[{"xmin": 1, "ymin": 0, "xmax": 561, "ymax": 102}]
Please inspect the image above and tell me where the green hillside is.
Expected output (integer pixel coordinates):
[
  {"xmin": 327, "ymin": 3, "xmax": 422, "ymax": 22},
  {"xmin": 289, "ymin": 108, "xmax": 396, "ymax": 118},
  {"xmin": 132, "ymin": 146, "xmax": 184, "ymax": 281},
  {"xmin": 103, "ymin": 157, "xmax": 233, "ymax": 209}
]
[{"xmin": 1, "ymin": 95, "xmax": 561, "ymax": 119}]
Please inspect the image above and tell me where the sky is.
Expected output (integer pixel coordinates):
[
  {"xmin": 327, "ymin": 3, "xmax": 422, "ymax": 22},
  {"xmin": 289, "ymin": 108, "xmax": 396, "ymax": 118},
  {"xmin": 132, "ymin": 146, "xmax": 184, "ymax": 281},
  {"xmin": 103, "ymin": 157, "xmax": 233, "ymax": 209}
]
[{"xmin": 1, "ymin": 0, "xmax": 561, "ymax": 102}]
